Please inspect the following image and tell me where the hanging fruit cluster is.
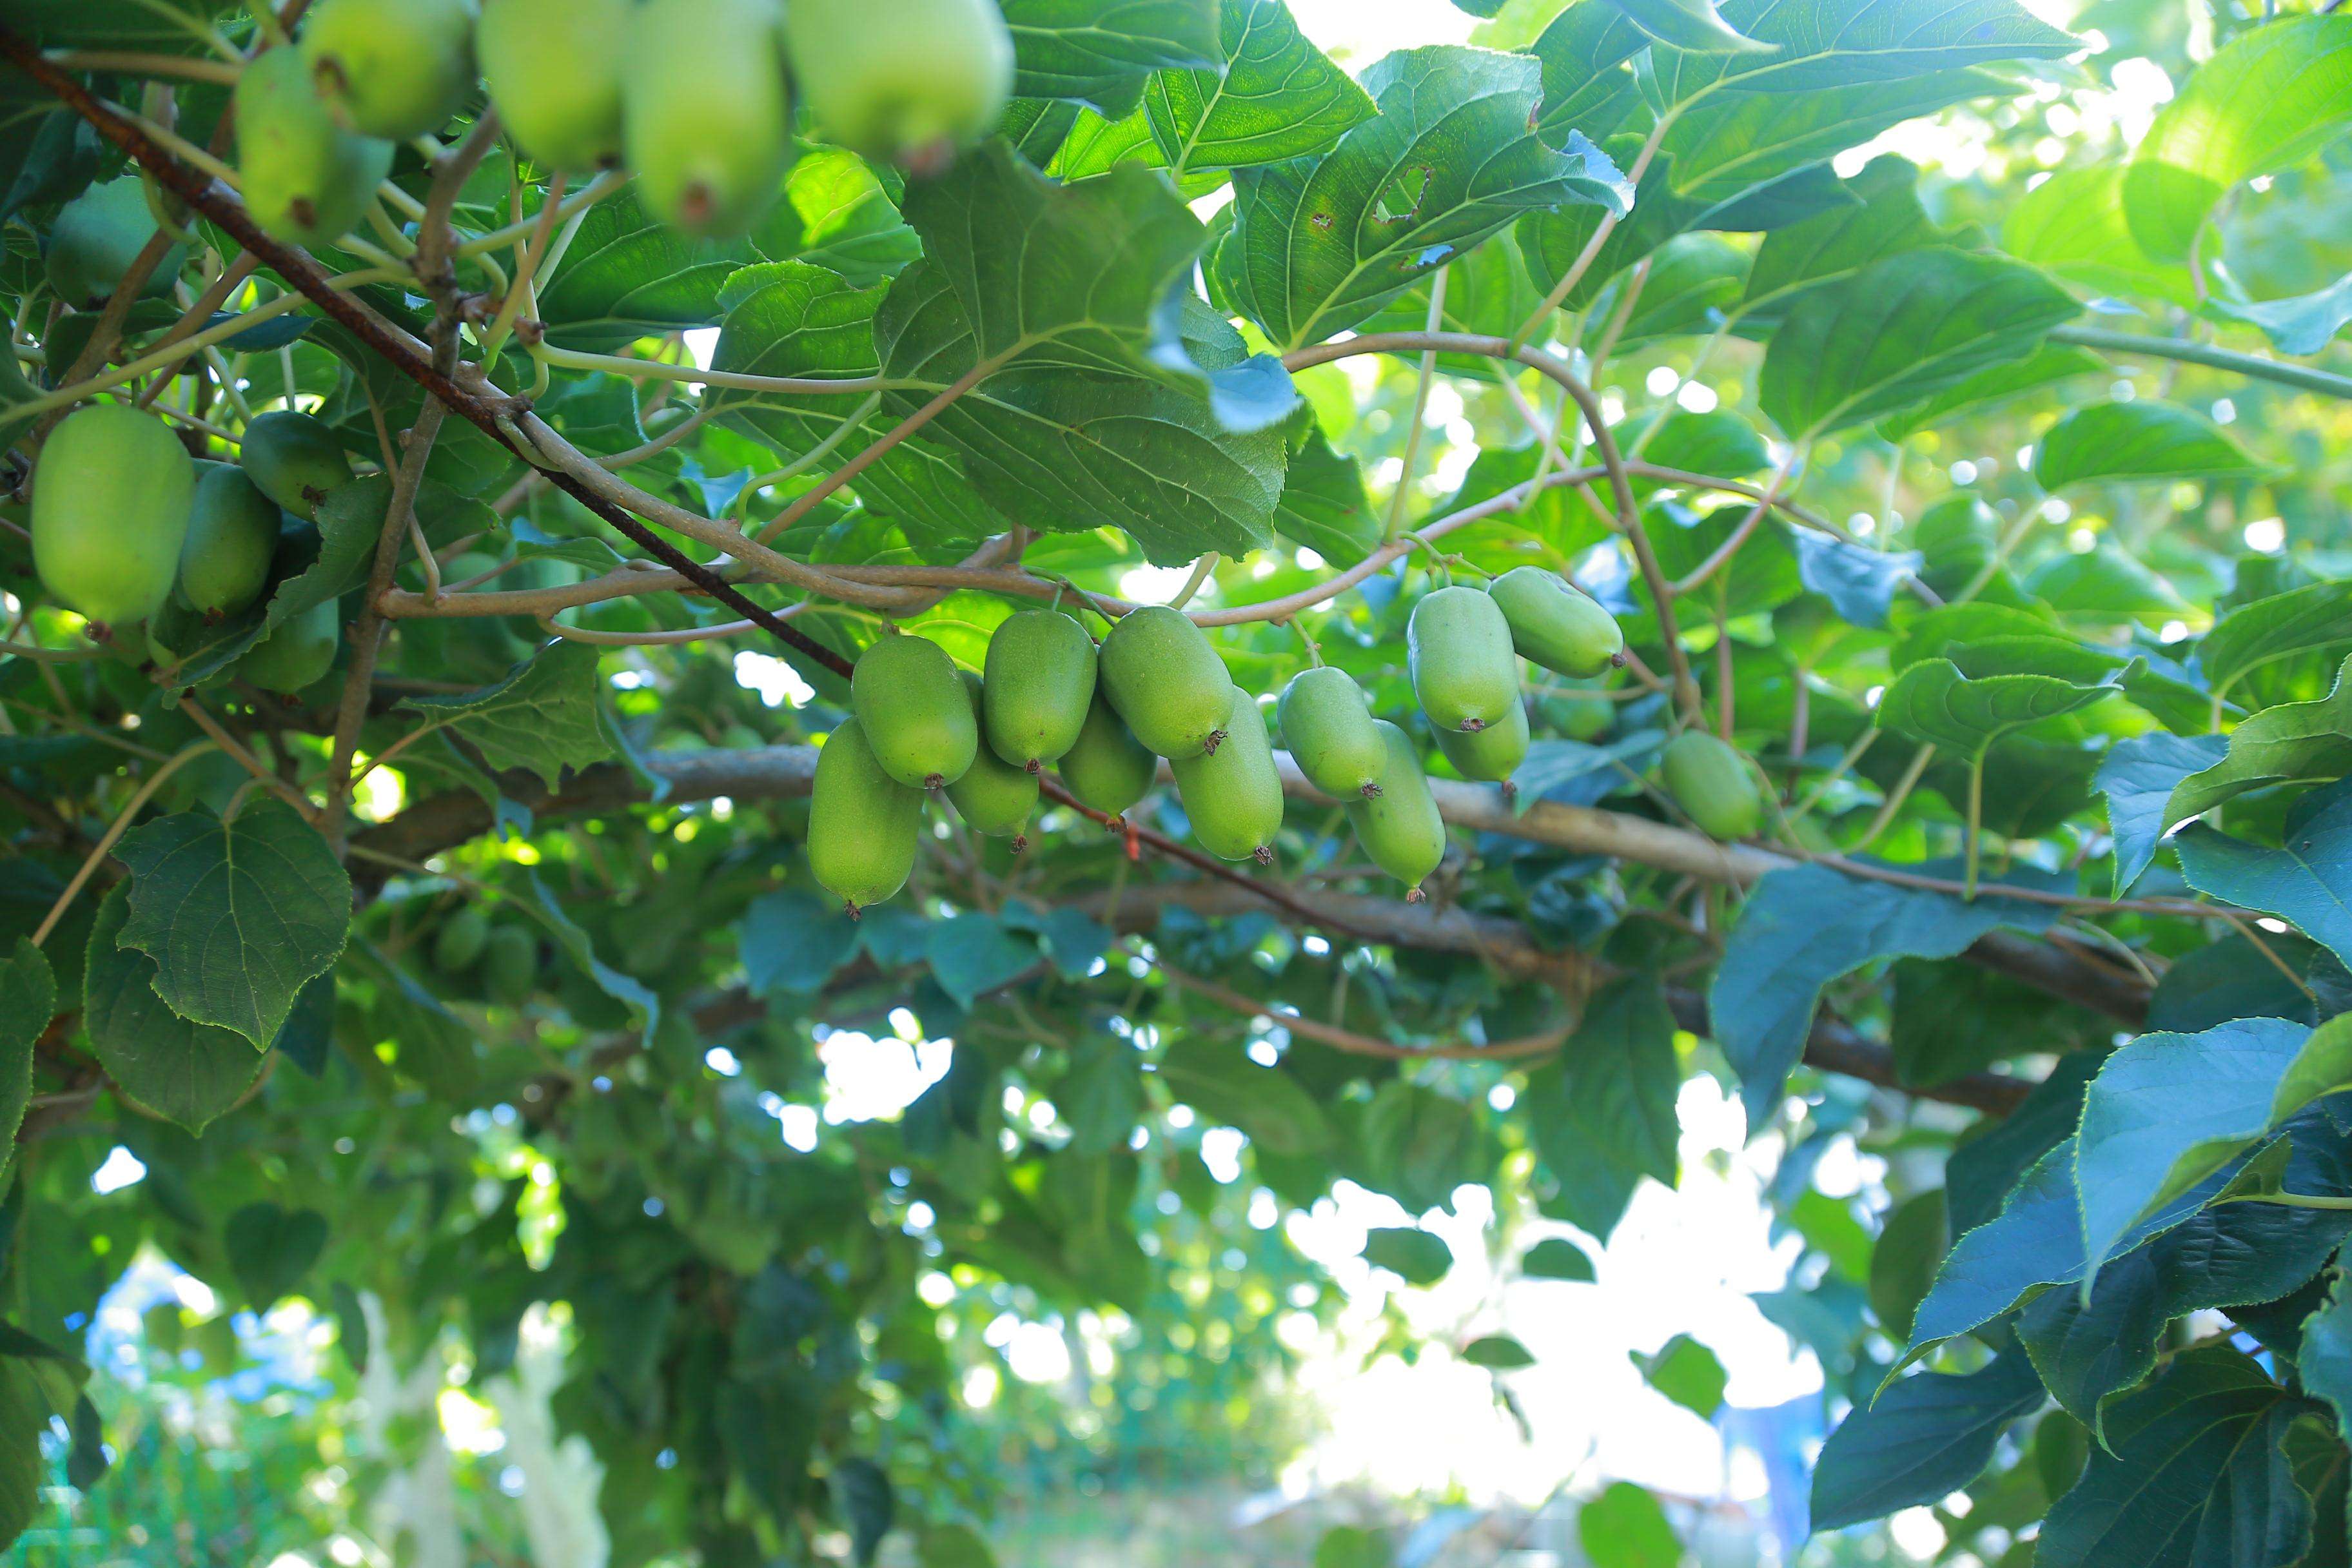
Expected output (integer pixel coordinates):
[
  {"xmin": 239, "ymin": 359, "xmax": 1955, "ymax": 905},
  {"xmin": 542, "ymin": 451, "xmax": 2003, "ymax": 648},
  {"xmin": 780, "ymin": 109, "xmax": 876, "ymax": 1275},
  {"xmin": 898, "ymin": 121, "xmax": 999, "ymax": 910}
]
[{"xmin": 809, "ymin": 571, "xmax": 1638, "ymax": 915}]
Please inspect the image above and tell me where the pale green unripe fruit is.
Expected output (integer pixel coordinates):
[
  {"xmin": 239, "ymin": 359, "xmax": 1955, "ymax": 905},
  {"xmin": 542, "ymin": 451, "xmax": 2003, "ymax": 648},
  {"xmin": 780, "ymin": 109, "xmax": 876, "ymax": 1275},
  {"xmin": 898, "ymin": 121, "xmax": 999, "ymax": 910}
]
[
  {"xmin": 808, "ymin": 718, "xmax": 924, "ymax": 913},
  {"xmin": 302, "ymin": 0, "xmax": 479, "ymax": 141},
  {"xmin": 785, "ymin": 0, "xmax": 1014, "ymax": 169},
  {"xmin": 1407, "ymin": 584, "xmax": 1519, "ymax": 733},
  {"xmin": 1057, "ymin": 691, "xmax": 1157, "ymax": 818},
  {"xmin": 1172, "ymin": 696, "xmax": 1284, "ymax": 865},
  {"xmin": 850, "ymin": 632, "xmax": 977, "ymax": 789},
  {"xmin": 236, "ymin": 45, "xmax": 396, "ymax": 248},
  {"xmin": 1277, "ymin": 665, "xmax": 1385, "ymax": 799},
  {"xmin": 1432, "ymin": 698, "xmax": 1529, "ymax": 787},
  {"xmin": 1348, "ymin": 721, "xmax": 1447, "ymax": 899},
  {"xmin": 622, "ymin": 0, "xmax": 792, "ymax": 235},
  {"xmin": 1660, "ymin": 731, "xmax": 1763, "ymax": 841},
  {"xmin": 46, "ymin": 177, "xmax": 185, "ymax": 309},
  {"xmin": 178, "ymin": 466, "xmax": 282, "ymax": 618},
  {"xmin": 1489, "ymin": 566, "xmax": 1623, "ymax": 677},
  {"xmin": 946, "ymin": 673, "xmax": 1039, "ymax": 843},
  {"xmin": 32, "ymin": 405, "xmax": 194, "ymax": 631},
  {"xmin": 478, "ymin": 0, "xmax": 629, "ymax": 170},
  {"xmin": 240, "ymin": 411, "xmax": 355, "ymax": 521},
  {"xmin": 1099, "ymin": 605, "xmax": 1237, "ymax": 760},
  {"xmin": 237, "ymin": 597, "xmax": 342, "ymax": 693},
  {"xmin": 433, "ymin": 905, "xmax": 491, "ymax": 974},
  {"xmin": 982, "ymin": 609, "xmax": 1097, "ymax": 771}
]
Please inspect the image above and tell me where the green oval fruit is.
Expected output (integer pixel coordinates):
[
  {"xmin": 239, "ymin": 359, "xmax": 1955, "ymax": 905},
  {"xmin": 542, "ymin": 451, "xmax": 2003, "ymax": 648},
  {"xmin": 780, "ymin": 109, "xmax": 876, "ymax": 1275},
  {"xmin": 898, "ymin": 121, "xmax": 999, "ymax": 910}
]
[
  {"xmin": 982, "ymin": 608, "xmax": 1097, "ymax": 771},
  {"xmin": 45, "ymin": 177, "xmax": 186, "ymax": 309},
  {"xmin": 622, "ymin": 0, "xmax": 792, "ymax": 235},
  {"xmin": 1277, "ymin": 665, "xmax": 1384, "ymax": 799},
  {"xmin": 1058, "ymin": 691, "xmax": 1157, "ymax": 818},
  {"xmin": 236, "ymin": 596, "xmax": 340, "ymax": 692},
  {"xmin": 433, "ymin": 905, "xmax": 491, "ymax": 973},
  {"xmin": 851, "ymin": 632, "xmax": 976, "ymax": 789},
  {"xmin": 240, "ymin": 410, "xmax": 355, "ymax": 521},
  {"xmin": 1099, "ymin": 605, "xmax": 1236, "ymax": 760},
  {"xmin": 1407, "ymin": 585, "xmax": 1519, "ymax": 733},
  {"xmin": 1433, "ymin": 697, "xmax": 1528, "ymax": 785},
  {"xmin": 1489, "ymin": 565, "xmax": 1623, "ymax": 677},
  {"xmin": 1348, "ymin": 720, "xmax": 1447, "ymax": 898},
  {"xmin": 478, "ymin": 0, "xmax": 628, "ymax": 170},
  {"xmin": 32, "ymin": 404, "xmax": 194, "ymax": 631},
  {"xmin": 808, "ymin": 717, "xmax": 925, "ymax": 913},
  {"xmin": 178, "ymin": 465, "xmax": 282, "ymax": 617},
  {"xmin": 482, "ymin": 925, "xmax": 536, "ymax": 1005},
  {"xmin": 1542, "ymin": 689, "xmax": 1613, "ymax": 743},
  {"xmin": 947, "ymin": 673, "xmax": 1039, "ymax": 843},
  {"xmin": 785, "ymin": 0, "xmax": 1013, "ymax": 169},
  {"xmin": 235, "ymin": 44, "xmax": 397, "ymax": 248},
  {"xmin": 1171, "ymin": 695, "xmax": 1284, "ymax": 864},
  {"xmin": 301, "ymin": 0, "xmax": 478, "ymax": 142},
  {"xmin": 1660, "ymin": 730, "xmax": 1763, "ymax": 841}
]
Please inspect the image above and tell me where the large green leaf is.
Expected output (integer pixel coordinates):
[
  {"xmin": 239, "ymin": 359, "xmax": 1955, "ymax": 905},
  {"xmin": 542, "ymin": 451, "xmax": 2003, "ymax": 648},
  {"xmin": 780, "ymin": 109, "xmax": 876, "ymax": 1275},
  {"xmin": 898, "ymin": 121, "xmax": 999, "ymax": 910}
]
[
  {"xmin": 1522, "ymin": 977, "xmax": 1680, "ymax": 1217},
  {"xmin": 1809, "ymin": 1354, "xmax": 2045, "ymax": 1530},
  {"xmin": 2004, "ymin": 165, "xmax": 2194, "ymax": 306},
  {"xmin": 2035, "ymin": 401, "xmax": 2269, "ymax": 491},
  {"xmin": 2095, "ymin": 730, "xmax": 2231, "ymax": 894},
  {"xmin": 114, "ymin": 800, "xmax": 352, "ymax": 1049},
  {"xmin": 0, "ymin": 0, "xmax": 237, "ymax": 51},
  {"xmin": 81, "ymin": 884, "xmax": 266, "ymax": 1134},
  {"xmin": 1215, "ymin": 46, "xmax": 1631, "ymax": 350},
  {"xmin": 224, "ymin": 1201, "xmax": 329, "ymax": 1309},
  {"xmin": 1142, "ymin": 0, "xmax": 1375, "ymax": 177},
  {"xmin": 1644, "ymin": 0, "xmax": 2076, "ymax": 95},
  {"xmin": 1001, "ymin": 0, "xmax": 1222, "ymax": 117},
  {"xmin": 1739, "ymin": 155, "xmax": 1954, "ymax": 320},
  {"xmin": 1657, "ymin": 68, "xmax": 2016, "ymax": 210},
  {"xmin": 1876, "ymin": 654, "xmax": 2131, "ymax": 763},
  {"xmin": 396, "ymin": 643, "xmax": 614, "ymax": 790},
  {"xmin": 2164, "ymin": 654, "xmax": 2352, "ymax": 831},
  {"xmin": 2037, "ymin": 1348, "xmax": 2312, "ymax": 1568},
  {"xmin": 0, "ymin": 941, "xmax": 50, "ymax": 1161},
  {"xmin": 2301, "ymin": 1272, "xmax": 2352, "ymax": 1463},
  {"xmin": 2208, "ymin": 272, "xmax": 2352, "ymax": 358},
  {"xmin": 1759, "ymin": 249, "xmax": 2080, "ymax": 437},
  {"xmin": 0, "ymin": 1335, "xmax": 85, "ymax": 1554},
  {"xmin": 2202, "ymin": 582, "xmax": 2352, "ymax": 704},
  {"xmin": 528, "ymin": 872, "xmax": 662, "ymax": 1045},
  {"xmin": 1271, "ymin": 426, "xmax": 1381, "ymax": 568},
  {"xmin": 535, "ymin": 187, "xmax": 798, "ymax": 349},
  {"xmin": 1578, "ymin": 1482, "xmax": 1681, "ymax": 1568},
  {"xmin": 2175, "ymin": 783, "xmax": 2352, "ymax": 972},
  {"xmin": 2123, "ymin": 18, "xmax": 2352, "ymax": 262}
]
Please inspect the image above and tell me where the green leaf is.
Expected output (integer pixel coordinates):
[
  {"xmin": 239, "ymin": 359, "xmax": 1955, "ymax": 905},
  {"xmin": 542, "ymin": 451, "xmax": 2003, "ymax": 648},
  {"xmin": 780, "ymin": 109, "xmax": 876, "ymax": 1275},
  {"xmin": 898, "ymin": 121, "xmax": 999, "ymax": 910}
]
[
  {"xmin": 1868, "ymin": 1190, "xmax": 1948, "ymax": 1342},
  {"xmin": 2095, "ymin": 730, "xmax": 2230, "ymax": 895},
  {"xmin": 2004, "ymin": 165, "xmax": 2194, "ymax": 307},
  {"xmin": 2024, "ymin": 546, "xmax": 2192, "ymax": 626},
  {"xmin": 1462, "ymin": 1333, "xmax": 1536, "ymax": 1369},
  {"xmin": 1607, "ymin": 0, "xmax": 1766, "ymax": 52},
  {"xmin": 1638, "ymin": 1333, "xmax": 1727, "ymax": 1416},
  {"xmin": 223, "ymin": 1201, "xmax": 328, "ymax": 1309},
  {"xmin": 2300, "ymin": 1272, "xmax": 2352, "ymax": 1464},
  {"xmin": 2034, "ymin": 401, "xmax": 2269, "ymax": 491},
  {"xmin": 787, "ymin": 148, "xmax": 920, "ymax": 288},
  {"xmin": 527, "ymin": 872, "xmax": 660, "ymax": 1046},
  {"xmin": 1313, "ymin": 1524, "xmax": 1394, "ymax": 1568},
  {"xmin": 2123, "ymin": 18, "xmax": 2352, "ymax": 262},
  {"xmin": 2208, "ymin": 272, "xmax": 2352, "ymax": 358},
  {"xmin": 114, "ymin": 800, "xmax": 351, "ymax": 1049},
  {"xmin": 2176, "ymin": 784, "xmax": 2352, "ymax": 972},
  {"xmin": 741, "ymin": 889, "xmax": 863, "ymax": 997},
  {"xmin": 1142, "ymin": 0, "xmax": 1376, "ymax": 177},
  {"xmin": 2072, "ymin": 1016, "xmax": 2351, "ymax": 1285},
  {"xmin": 1001, "ymin": 0, "xmax": 1221, "ymax": 117},
  {"xmin": 0, "ymin": 942, "xmax": 52, "ymax": 1159},
  {"xmin": 534, "ymin": 185, "xmax": 796, "ymax": 349},
  {"xmin": 1655, "ymin": 0, "xmax": 2077, "ymax": 93},
  {"xmin": 1215, "ymin": 46, "xmax": 1631, "ymax": 349},
  {"xmin": 2037, "ymin": 1347, "xmax": 2311, "ymax": 1568},
  {"xmin": 1520, "ymin": 1237, "xmax": 1596, "ymax": 1281},
  {"xmin": 1759, "ymin": 250, "xmax": 2081, "ymax": 438},
  {"xmin": 926, "ymin": 914, "xmax": 1040, "ymax": 1008},
  {"xmin": 1877, "ymin": 342, "xmax": 2110, "ymax": 443},
  {"xmin": 1272, "ymin": 425, "xmax": 1382, "ymax": 568},
  {"xmin": 919, "ymin": 1523, "xmax": 999, "ymax": 1568},
  {"xmin": 1709, "ymin": 863, "xmax": 2059, "ymax": 1122},
  {"xmin": 2202, "ymin": 582, "xmax": 2352, "ymax": 705},
  {"xmin": 1874, "ymin": 654, "xmax": 2131, "ymax": 763},
  {"xmin": 1522, "ymin": 977, "xmax": 1680, "ymax": 1224},
  {"xmin": 2163, "ymin": 655, "xmax": 2352, "ymax": 840},
  {"xmin": 397, "ymin": 643, "xmax": 613, "ymax": 790},
  {"xmin": 832, "ymin": 1456, "xmax": 894, "ymax": 1566},
  {"xmin": 1740, "ymin": 155, "xmax": 1955, "ymax": 320},
  {"xmin": 0, "ymin": 1341, "xmax": 84, "ymax": 1553},
  {"xmin": 1157, "ymin": 1039, "xmax": 1333, "ymax": 1154},
  {"xmin": 81, "ymin": 885, "xmax": 265, "ymax": 1134},
  {"xmin": 1790, "ymin": 526, "xmax": 1920, "ymax": 629},
  {"xmin": 1809, "ymin": 1354, "xmax": 2045, "ymax": 1531},
  {"xmin": 1578, "ymin": 1482, "xmax": 1680, "ymax": 1568},
  {"xmin": 1360, "ymin": 1226, "xmax": 1453, "ymax": 1286}
]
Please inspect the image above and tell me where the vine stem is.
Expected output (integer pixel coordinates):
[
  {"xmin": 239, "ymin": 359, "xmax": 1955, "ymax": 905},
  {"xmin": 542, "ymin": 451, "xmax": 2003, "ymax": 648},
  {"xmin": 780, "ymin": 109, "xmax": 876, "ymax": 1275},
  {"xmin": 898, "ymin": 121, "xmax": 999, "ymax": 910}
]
[
  {"xmin": 530, "ymin": 341, "xmax": 888, "ymax": 398},
  {"xmin": 30, "ymin": 741, "xmax": 215, "ymax": 948},
  {"xmin": 2052, "ymin": 325, "xmax": 2352, "ymax": 402},
  {"xmin": 173, "ymin": 695, "xmax": 313, "ymax": 819},
  {"xmin": 1385, "ymin": 266, "xmax": 1450, "ymax": 542},
  {"xmin": 1508, "ymin": 110, "xmax": 1676, "ymax": 352}
]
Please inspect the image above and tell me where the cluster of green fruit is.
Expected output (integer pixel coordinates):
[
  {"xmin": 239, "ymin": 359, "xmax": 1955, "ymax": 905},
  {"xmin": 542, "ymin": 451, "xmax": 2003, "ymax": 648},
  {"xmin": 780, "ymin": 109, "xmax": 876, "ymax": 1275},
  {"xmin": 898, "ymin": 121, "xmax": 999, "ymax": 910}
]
[
  {"xmin": 809, "ymin": 568, "xmax": 1634, "ymax": 914},
  {"xmin": 29, "ymin": 402, "xmax": 352, "ymax": 691},
  {"xmin": 218, "ymin": 0, "xmax": 1014, "ymax": 249},
  {"xmin": 428, "ymin": 904, "xmax": 541, "ymax": 1003}
]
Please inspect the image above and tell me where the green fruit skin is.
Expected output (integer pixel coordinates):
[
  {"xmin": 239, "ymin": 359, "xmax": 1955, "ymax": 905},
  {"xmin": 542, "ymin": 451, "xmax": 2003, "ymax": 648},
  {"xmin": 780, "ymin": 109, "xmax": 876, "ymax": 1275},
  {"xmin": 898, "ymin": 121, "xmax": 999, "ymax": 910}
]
[
  {"xmin": 1348, "ymin": 721, "xmax": 1447, "ymax": 894},
  {"xmin": 1057, "ymin": 691, "xmax": 1157, "ymax": 817},
  {"xmin": 1544, "ymin": 690, "xmax": 1612, "ymax": 743},
  {"xmin": 1099, "ymin": 605, "xmax": 1237, "ymax": 760},
  {"xmin": 1661, "ymin": 731, "xmax": 1763, "ymax": 841},
  {"xmin": 1171, "ymin": 696, "xmax": 1284, "ymax": 863},
  {"xmin": 237, "ymin": 596, "xmax": 341, "ymax": 693},
  {"xmin": 178, "ymin": 466, "xmax": 282, "ymax": 617},
  {"xmin": 1277, "ymin": 665, "xmax": 1384, "ymax": 799},
  {"xmin": 982, "ymin": 609, "xmax": 1097, "ymax": 770},
  {"xmin": 808, "ymin": 718, "xmax": 925, "ymax": 912},
  {"xmin": 236, "ymin": 46, "xmax": 397, "ymax": 248},
  {"xmin": 851, "ymin": 633, "xmax": 977, "ymax": 789},
  {"xmin": 1433, "ymin": 697, "xmax": 1529, "ymax": 783},
  {"xmin": 478, "ymin": 0, "xmax": 629, "ymax": 170},
  {"xmin": 240, "ymin": 411, "xmax": 355, "ymax": 521},
  {"xmin": 1489, "ymin": 566, "xmax": 1623, "ymax": 678},
  {"xmin": 45, "ymin": 177, "xmax": 185, "ymax": 309},
  {"xmin": 1407, "ymin": 585, "xmax": 1520, "ymax": 733},
  {"xmin": 301, "ymin": 0, "xmax": 479, "ymax": 142},
  {"xmin": 433, "ymin": 905, "xmax": 491, "ymax": 973},
  {"xmin": 785, "ymin": 0, "xmax": 1013, "ymax": 164},
  {"xmin": 622, "ymin": 0, "xmax": 792, "ymax": 235},
  {"xmin": 946, "ymin": 673, "xmax": 1039, "ymax": 838},
  {"xmin": 32, "ymin": 405, "xmax": 194, "ymax": 629},
  {"xmin": 482, "ymin": 925, "xmax": 536, "ymax": 1006}
]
